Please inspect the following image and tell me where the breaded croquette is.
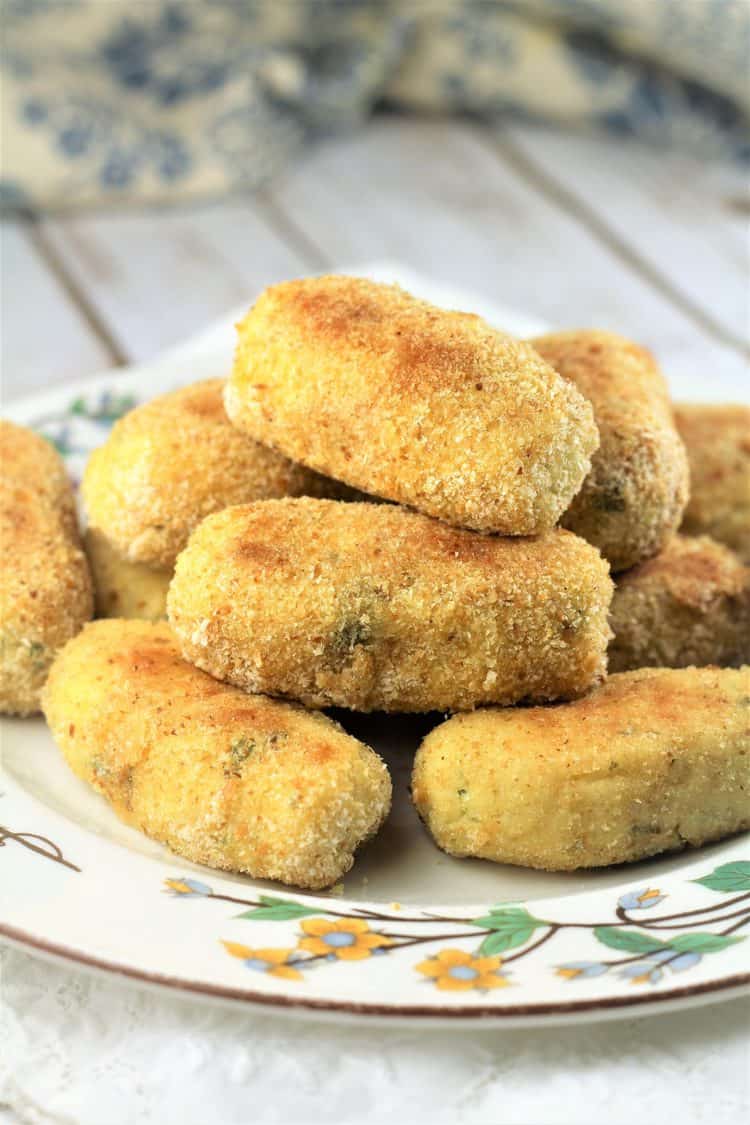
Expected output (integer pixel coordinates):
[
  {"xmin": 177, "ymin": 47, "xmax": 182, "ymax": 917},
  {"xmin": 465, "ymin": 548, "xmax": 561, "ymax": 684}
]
[
  {"xmin": 412, "ymin": 666, "xmax": 750, "ymax": 871},
  {"xmin": 531, "ymin": 331, "xmax": 689, "ymax": 572},
  {"xmin": 609, "ymin": 535, "xmax": 750, "ymax": 673},
  {"xmin": 674, "ymin": 403, "xmax": 750, "ymax": 563},
  {"xmin": 85, "ymin": 528, "xmax": 170, "ymax": 621},
  {"xmin": 1, "ymin": 418, "xmax": 77, "ymax": 535},
  {"xmin": 82, "ymin": 378, "xmax": 352, "ymax": 573},
  {"xmin": 43, "ymin": 620, "xmax": 391, "ymax": 889},
  {"xmin": 168, "ymin": 498, "xmax": 613, "ymax": 713},
  {"xmin": 1, "ymin": 421, "xmax": 92, "ymax": 714},
  {"xmin": 226, "ymin": 277, "xmax": 599, "ymax": 535}
]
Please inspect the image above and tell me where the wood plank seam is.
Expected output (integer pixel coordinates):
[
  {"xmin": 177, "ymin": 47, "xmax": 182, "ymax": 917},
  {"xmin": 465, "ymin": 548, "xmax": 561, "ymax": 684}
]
[
  {"xmin": 24, "ymin": 220, "xmax": 128, "ymax": 367},
  {"xmin": 478, "ymin": 126, "xmax": 750, "ymax": 360},
  {"xmin": 252, "ymin": 189, "xmax": 332, "ymax": 272}
]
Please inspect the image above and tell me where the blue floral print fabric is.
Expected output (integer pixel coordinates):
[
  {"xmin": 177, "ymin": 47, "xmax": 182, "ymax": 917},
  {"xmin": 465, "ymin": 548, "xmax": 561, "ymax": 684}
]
[{"xmin": 2, "ymin": 0, "xmax": 748, "ymax": 210}]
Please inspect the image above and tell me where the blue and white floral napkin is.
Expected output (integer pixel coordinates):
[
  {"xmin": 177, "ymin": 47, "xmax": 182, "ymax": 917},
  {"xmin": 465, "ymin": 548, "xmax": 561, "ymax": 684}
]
[{"xmin": 2, "ymin": 0, "xmax": 748, "ymax": 210}]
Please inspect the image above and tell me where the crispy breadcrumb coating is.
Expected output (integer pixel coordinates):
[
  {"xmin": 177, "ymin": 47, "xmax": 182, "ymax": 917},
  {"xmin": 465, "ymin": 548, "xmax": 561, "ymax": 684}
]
[
  {"xmin": 82, "ymin": 378, "xmax": 353, "ymax": 570},
  {"xmin": 0, "ymin": 419, "xmax": 77, "ymax": 536},
  {"xmin": 226, "ymin": 277, "xmax": 599, "ymax": 534},
  {"xmin": 412, "ymin": 666, "xmax": 750, "ymax": 871},
  {"xmin": 531, "ymin": 331, "xmax": 689, "ymax": 572},
  {"xmin": 168, "ymin": 498, "xmax": 613, "ymax": 712},
  {"xmin": 609, "ymin": 535, "xmax": 750, "ymax": 672},
  {"xmin": 85, "ymin": 528, "xmax": 170, "ymax": 621},
  {"xmin": 43, "ymin": 620, "xmax": 391, "ymax": 889},
  {"xmin": 675, "ymin": 403, "xmax": 750, "ymax": 563},
  {"xmin": 0, "ymin": 421, "xmax": 92, "ymax": 714}
]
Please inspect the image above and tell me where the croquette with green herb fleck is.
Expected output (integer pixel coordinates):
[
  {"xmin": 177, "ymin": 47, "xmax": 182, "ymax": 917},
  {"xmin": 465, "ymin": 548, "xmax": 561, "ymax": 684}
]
[
  {"xmin": 42, "ymin": 619, "xmax": 391, "ymax": 889},
  {"xmin": 531, "ymin": 330, "xmax": 689, "ymax": 572},
  {"xmin": 412, "ymin": 666, "xmax": 750, "ymax": 871},
  {"xmin": 167, "ymin": 498, "xmax": 613, "ymax": 713},
  {"xmin": 0, "ymin": 420, "xmax": 92, "ymax": 714}
]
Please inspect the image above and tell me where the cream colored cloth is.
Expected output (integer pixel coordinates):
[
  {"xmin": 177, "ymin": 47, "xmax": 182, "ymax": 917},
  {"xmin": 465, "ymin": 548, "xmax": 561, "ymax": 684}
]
[
  {"xmin": 2, "ymin": 1, "xmax": 748, "ymax": 209},
  {"xmin": 3, "ymin": 947, "xmax": 749, "ymax": 1125}
]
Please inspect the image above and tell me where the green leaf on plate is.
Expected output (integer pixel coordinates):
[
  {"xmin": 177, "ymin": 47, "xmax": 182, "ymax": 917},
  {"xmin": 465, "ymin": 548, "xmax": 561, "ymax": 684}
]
[
  {"xmin": 471, "ymin": 907, "xmax": 546, "ymax": 955},
  {"xmin": 478, "ymin": 925, "xmax": 538, "ymax": 957},
  {"xmin": 692, "ymin": 862, "xmax": 750, "ymax": 894},
  {"xmin": 593, "ymin": 927, "xmax": 667, "ymax": 954},
  {"xmin": 235, "ymin": 895, "xmax": 324, "ymax": 922},
  {"xmin": 471, "ymin": 906, "xmax": 544, "ymax": 929},
  {"xmin": 670, "ymin": 933, "xmax": 746, "ymax": 954}
]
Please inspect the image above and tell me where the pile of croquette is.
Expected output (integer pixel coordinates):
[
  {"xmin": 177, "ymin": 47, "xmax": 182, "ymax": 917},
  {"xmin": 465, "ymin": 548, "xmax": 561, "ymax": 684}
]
[{"xmin": 2, "ymin": 276, "xmax": 748, "ymax": 889}]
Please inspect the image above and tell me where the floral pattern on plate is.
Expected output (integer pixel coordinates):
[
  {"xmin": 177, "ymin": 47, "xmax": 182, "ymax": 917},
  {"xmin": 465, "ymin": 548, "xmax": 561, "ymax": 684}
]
[{"xmin": 163, "ymin": 862, "xmax": 750, "ymax": 993}]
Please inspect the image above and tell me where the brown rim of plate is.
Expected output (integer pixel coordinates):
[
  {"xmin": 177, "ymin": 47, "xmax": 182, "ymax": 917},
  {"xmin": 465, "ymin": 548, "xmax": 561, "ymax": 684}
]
[{"xmin": 2, "ymin": 922, "xmax": 748, "ymax": 1023}]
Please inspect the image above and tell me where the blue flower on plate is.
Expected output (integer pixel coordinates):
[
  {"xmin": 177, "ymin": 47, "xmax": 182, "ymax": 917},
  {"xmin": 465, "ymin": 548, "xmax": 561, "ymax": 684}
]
[
  {"xmin": 619, "ymin": 963, "xmax": 665, "ymax": 985},
  {"xmin": 618, "ymin": 888, "xmax": 666, "ymax": 911},
  {"xmin": 556, "ymin": 961, "xmax": 608, "ymax": 980},
  {"xmin": 164, "ymin": 877, "xmax": 212, "ymax": 896},
  {"xmin": 667, "ymin": 952, "xmax": 702, "ymax": 973},
  {"xmin": 618, "ymin": 949, "xmax": 698, "ymax": 985}
]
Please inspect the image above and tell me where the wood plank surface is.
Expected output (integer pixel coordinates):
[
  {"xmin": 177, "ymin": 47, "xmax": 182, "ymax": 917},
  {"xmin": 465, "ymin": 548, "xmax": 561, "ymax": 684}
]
[
  {"xmin": 40, "ymin": 201, "xmax": 315, "ymax": 364},
  {"xmin": 267, "ymin": 118, "xmax": 747, "ymax": 384},
  {"xmin": 504, "ymin": 124, "xmax": 749, "ymax": 354},
  {"xmin": 1, "ymin": 222, "xmax": 113, "ymax": 402},
  {"xmin": 6, "ymin": 117, "xmax": 748, "ymax": 400}
]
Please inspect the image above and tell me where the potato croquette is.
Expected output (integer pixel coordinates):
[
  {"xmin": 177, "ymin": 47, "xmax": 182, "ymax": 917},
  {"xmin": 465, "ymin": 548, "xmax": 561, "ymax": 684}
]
[
  {"xmin": 412, "ymin": 666, "xmax": 750, "ymax": 871},
  {"xmin": 85, "ymin": 528, "xmax": 170, "ymax": 621},
  {"xmin": 0, "ymin": 419, "xmax": 77, "ymax": 535},
  {"xmin": 226, "ymin": 277, "xmax": 599, "ymax": 535},
  {"xmin": 82, "ymin": 378, "xmax": 352, "ymax": 572},
  {"xmin": 1, "ymin": 422, "xmax": 92, "ymax": 714},
  {"xmin": 168, "ymin": 498, "xmax": 613, "ymax": 713},
  {"xmin": 43, "ymin": 620, "xmax": 391, "ymax": 889},
  {"xmin": 531, "ymin": 331, "xmax": 689, "ymax": 572},
  {"xmin": 675, "ymin": 404, "xmax": 750, "ymax": 563},
  {"xmin": 609, "ymin": 535, "xmax": 750, "ymax": 673}
]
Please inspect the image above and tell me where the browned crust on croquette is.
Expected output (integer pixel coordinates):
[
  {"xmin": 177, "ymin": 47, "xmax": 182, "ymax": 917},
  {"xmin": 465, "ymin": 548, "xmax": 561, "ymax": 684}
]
[
  {"xmin": 412, "ymin": 666, "xmax": 750, "ymax": 872},
  {"xmin": 0, "ymin": 419, "xmax": 77, "ymax": 536},
  {"xmin": 42, "ymin": 620, "xmax": 391, "ymax": 889},
  {"xmin": 82, "ymin": 378, "xmax": 354, "ymax": 570},
  {"xmin": 0, "ymin": 425, "xmax": 92, "ymax": 714},
  {"xmin": 167, "ymin": 498, "xmax": 613, "ymax": 713},
  {"xmin": 609, "ymin": 535, "xmax": 750, "ymax": 673},
  {"xmin": 532, "ymin": 331, "xmax": 689, "ymax": 572},
  {"xmin": 226, "ymin": 277, "xmax": 599, "ymax": 534},
  {"xmin": 675, "ymin": 403, "xmax": 750, "ymax": 563}
]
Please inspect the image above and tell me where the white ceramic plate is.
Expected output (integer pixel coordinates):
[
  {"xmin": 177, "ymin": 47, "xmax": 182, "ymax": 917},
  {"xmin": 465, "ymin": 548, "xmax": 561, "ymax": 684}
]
[{"xmin": 2, "ymin": 263, "xmax": 749, "ymax": 1026}]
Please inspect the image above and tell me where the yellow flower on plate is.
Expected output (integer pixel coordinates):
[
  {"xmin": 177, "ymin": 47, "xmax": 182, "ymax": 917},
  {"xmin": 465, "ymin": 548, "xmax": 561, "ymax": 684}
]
[
  {"xmin": 298, "ymin": 917, "xmax": 392, "ymax": 961},
  {"xmin": 416, "ymin": 948, "xmax": 509, "ymax": 991},
  {"xmin": 222, "ymin": 941, "xmax": 303, "ymax": 980}
]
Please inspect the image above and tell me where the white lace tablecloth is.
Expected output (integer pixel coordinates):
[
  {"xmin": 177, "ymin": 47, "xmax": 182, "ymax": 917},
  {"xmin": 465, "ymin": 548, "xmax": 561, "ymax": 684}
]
[{"xmin": 2, "ymin": 946, "xmax": 748, "ymax": 1125}]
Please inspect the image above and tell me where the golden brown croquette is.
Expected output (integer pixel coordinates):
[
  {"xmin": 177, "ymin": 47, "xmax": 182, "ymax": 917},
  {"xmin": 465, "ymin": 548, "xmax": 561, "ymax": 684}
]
[
  {"xmin": 0, "ymin": 422, "xmax": 92, "ymax": 714},
  {"xmin": 675, "ymin": 403, "xmax": 750, "ymax": 563},
  {"xmin": 82, "ymin": 378, "xmax": 354, "ymax": 571},
  {"xmin": 42, "ymin": 620, "xmax": 391, "ymax": 889},
  {"xmin": 609, "ymin": 535, "xmax": 750, "ymax": 672},
  {"xmin": 0, "ymin": 418, "xmax": 77, "ymax": 535},
  {"xmin": 167, "ymin": 498, "xmax": 613, "ymax": 713},
  {"xmin": 531, "ymin": 330, "xmax": 689, "ymax": 572},
  {"xmin": 412, "ymin": 666, "xmax": 750, "ymax": 871},
  {"xmin": 226, "ymin": 277, "xmax": 599, "ymax": 535}
]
